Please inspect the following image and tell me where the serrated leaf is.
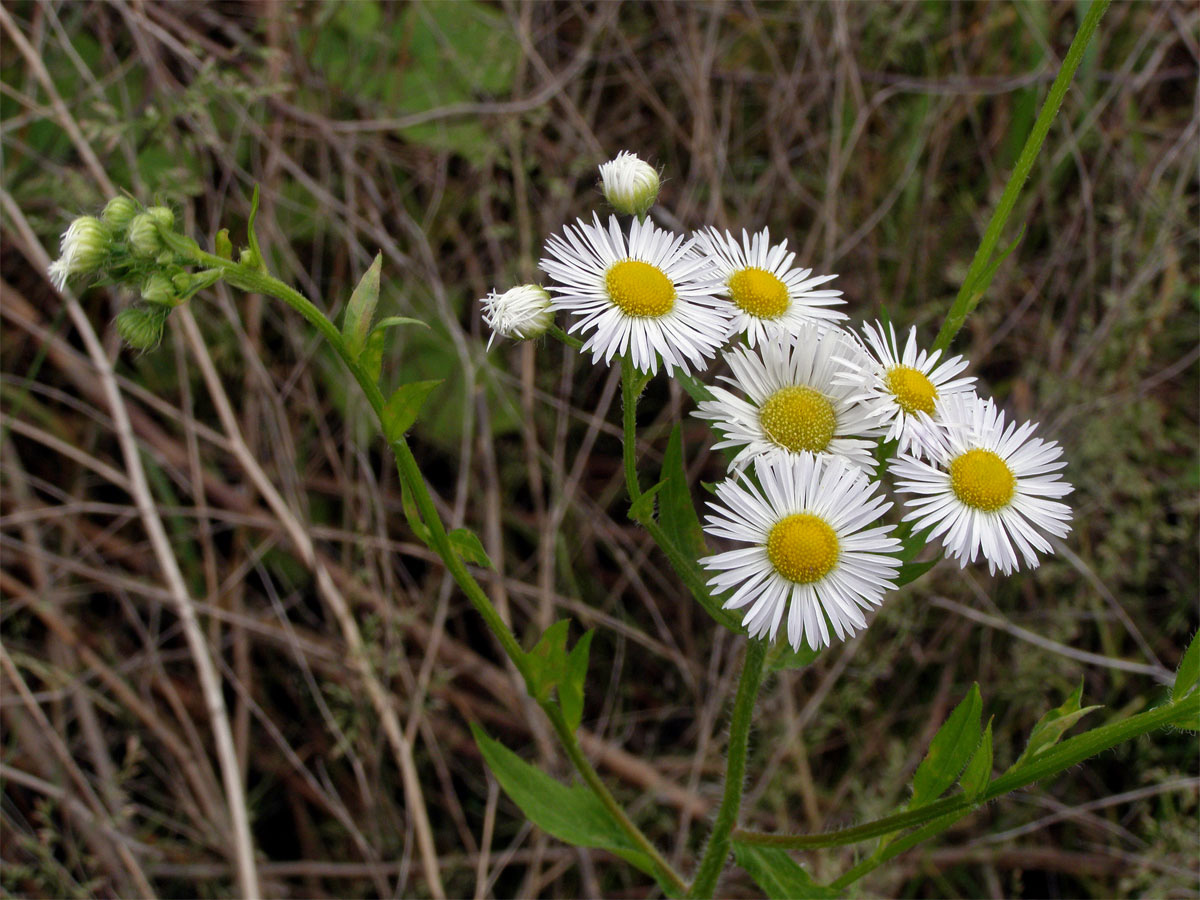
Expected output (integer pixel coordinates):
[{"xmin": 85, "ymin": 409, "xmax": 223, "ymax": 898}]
[
  {"xmin": 733, "ymin": 845, "xmax": 841, "ymax": 899},
  {"xmin": 629, "ymin": 480, "xmax": 664, "ymax": 524},
  {"xmin": 768, "ymin": 641, "xmax": 823, "ymax": 672},
  {"xmin": 1010, "ymin": 680, "xmax": 1100, "ymax": 771},
  {"xmin": 1173, "ymin": 631, "xmax": 1199, "ymax": 701},
  {"xmin": 960, "ymin": 718, "xmax": 993, "ymax": 802},
  {"xmin": 447, "ymin": 527, "xmax": 492, "ymax": 569},
  {"xmin": 659, "ymin": 425, "xmax": 706, "ymax": 559},
  {"xmin": 382, "ymin": 379, "xmax": 441, "ymax": 443},
  {"xmin": 561, "ymin": 630, "xmax": 594, "ymax": 733},
  {"xmin": 343, "ymin": 253, "xmax": 382, "ymax": 360},
  {"xmin": 471, "ymin": 725, "xmax": 658, "ymax": 880},
  {"xmin": 910, "ymin": 683, "xmax": 982, "ymax": 809},
  {"xmin": 526, "ymin": 619, "xmax": 570, "ymax": 702}
]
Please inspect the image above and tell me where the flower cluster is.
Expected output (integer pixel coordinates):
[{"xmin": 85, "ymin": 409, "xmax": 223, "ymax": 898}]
[
  {"xmin": 48, "ymin": 196, "xmax": 223, "ymax": 350},
  {"xmin": 480, "ymin": 150, "xmax": 1073, "ymax": 652}
]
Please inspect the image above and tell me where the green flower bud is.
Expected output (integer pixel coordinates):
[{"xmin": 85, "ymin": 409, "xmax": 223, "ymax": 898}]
[
  {"xmin": 146, "ymin": 206, "xmax": 174, "ymax": 230},
  {"xmin": 127, "ymin": 213, "xmax": 163, "ymax": 258},
  {"xmin": 598, "ymin": 151, "xmax": 660, "ymax": 218},
  {"xmin": 47, "ymin": 215, "xmax": 111, "ymax": 291},
  {"xmin": 141, "ymin": 273, "xmax": 177, "ymax": 306},
  {"xmin": 101, "ymin": 196, "xmax": 138, "ymax": 230},
  {"xmin": 115, "ymin": 306, "xmax": 169, "ymax": 350},
  {"xmin": 171, "ymin": 272, "xmax": 192, "ymax": 293}
]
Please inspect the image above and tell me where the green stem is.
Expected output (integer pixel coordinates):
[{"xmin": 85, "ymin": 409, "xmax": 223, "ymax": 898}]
[
  {"xmin": 732, "ymin": 692, "xmax": 1197, "ymax": 852},
  {"xmin": 188, "ymin": 249, "xmax": 686, "ymax": 892},
  {"xmin": 932, "ymin": 0, "xmax": 1110, "ymax": 352},
  {"xmin": 621, "ymin": 356, "xmax": 642, "ymax": 501},
  {"xmin": 687, "ymin": 639, "xmax": 768, "ymax": 898},
  {"xmin": 547, "ymin": 323, "xmax": 584, "ymax": 350}
]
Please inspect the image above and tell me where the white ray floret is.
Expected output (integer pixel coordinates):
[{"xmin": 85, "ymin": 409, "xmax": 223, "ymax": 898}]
[
  {"xmin": 695, "ymin": 327, "xmax": 884, "ymax": 472},
  {"xmin": 892, "ymin": 394, "xmax": 1073, "ymax": 575},
  {"xmin": 836, "ymin": 320, "xmax": 976, "ymax": 457},
  {"xmin": 691, "ymin": 226, "xmax": 846, "ymax": 347},
  {"xmin": 539, "ymin": 213, "xmax": 730, "ymax": 375},
  {"xmin": 700, "ymin": 454, "xmax": 901, "ymax": 652},
  {"xmin": 480, "ymin": 284, "xmax": 554, "ymax": 348}
]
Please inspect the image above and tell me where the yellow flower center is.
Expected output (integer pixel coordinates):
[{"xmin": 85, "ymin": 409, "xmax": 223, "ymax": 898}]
[
  {"xmin": 884, "ymin": 365, "xmax": 938, "ymax": 416},
  {"xmin": 728, "ymin": 267, "xmax": 790, "ymax": 320},
  {"xmin": 949, "ymin": 448, "xmax": 1016, "ymax": 511},
  {"xmin": 767, "ymin": 513, "xmax": 839, "ymax": 584},
  {"xmin": 605, "ymin": 260, "xmax": 675, "ymax": 318},
  {"xmin": 758, "ymin": 386, "xmax": 837, "ymax": 453}
]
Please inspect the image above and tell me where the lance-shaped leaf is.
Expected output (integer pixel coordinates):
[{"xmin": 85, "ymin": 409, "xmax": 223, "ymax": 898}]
[
  {"xmin": 658, "ymin": 425, "xmax": 707, "ymax": 559},
  {"xmin": 909, "ymin": 683, "xmax": 983, "ymax": 809},
  {"xmin": 360, "ymin": 316, "xmax": 429, "ymax": 384},
  {"xmin": 471, "ymin": 725, "xmax": 659, "ymax": 881},
  {"xmin": 733, "ymin": 845, "xmax": 841, "ymax": 899},
  {"xmin": 1173, "ymin": 631, "xmax": 1199, "ymax": 701},
  {"xmin": 560, "ymin": 630, "xmax": 595, "ymax": 732},
  {"xmin": 526, "ymin": 619, "xmax": 570, "ymax": 703},
  {"xmin": 769, "ymin": 641, "xmax": 823, "ymax": 672},
  {"xmin": 382, "ymin": 380, "xmax": 441, "ymax": 444},
  {"xmin": 959, "ymin": 717, "xmax": 994, "ymax": 802},
  {"xmin": 342, "ymin": 253, "xmax": 382, "ymax": 360},
  {"xmin": 1009, "ymin": 680, "xmax": 1100, "ymax": 772},
  {"xmin": 447, "ymin": 527, "xmax": 493, "ymax": 569}
]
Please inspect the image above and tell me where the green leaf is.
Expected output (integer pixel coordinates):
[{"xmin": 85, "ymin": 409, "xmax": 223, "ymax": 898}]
[
  {"xmin": 1173, "ymin": 631, "xmax": 1199, "ymax": 701},
  {"xmin": 628, "ymin": 480, "xmax": 664, "ymax": 525},
  {"xmin": 245, "ymin": 184, "xmax": 265, "ymax": 272},
  {"xmin": 374, "ymin": 315, "xmax": 429, "ymax": 331},
  {"xmin": 214, "ymin": 228, "xmax": 233, "ymax": 260},
  {"xmin": 471, "ymin": 725, "xmax": 657, "ymax": 878},
  {"xmin": 896, "ymin": 557, "xmax": 938, "ymax": 587},
  {"xmin": 342, "ymin": 252, "xmax": 382, "ymax": 360},
  {"xmin": 659, "ymin": 425, "xmax": 706, "ymax": 559},
  {"xmin": 561, "ymin": 630, "xmax": 595, "ymax": 733},
  {"xmin": 382, "ymin": 379, "xmax": 441, "ymax": 443},
  {"xmin": 526, "ymin": 620, "xmax": 570, "ymax": 702},
  {"xmin": 398, "ymin": 474, "xmax": 431, "ymax": 544},
  {"xmin": 1010, "ymin": 680, "xmax": 1100, "ymax": 771},
  {"xmin": 960, "ymin": 718, "xmax": 994, "ymax": 802},
  {"xmin": 672, "ymin": 367, "xmax": 714, "ymax": 404},
  {"xmin": 768, "ymin": 641, "xmax": 823, "ymax": 672},
  {"xmin": 361, "ymin": 329, "xmax": 387, "ymax": 385},
  {"xmin": 733, "ymin": 845, "xmax": 841, "ymax": 899},
  {"xmin": 447, "ymin": 527, "xmax": 492, "ymax": 569},
  {"xmin": 910, "ymin": 684, "xmax": 983, "ymax": 809}
]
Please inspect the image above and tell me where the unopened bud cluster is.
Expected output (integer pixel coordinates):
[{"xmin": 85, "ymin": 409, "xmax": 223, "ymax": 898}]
[{"xmin": 48, "ymin": 196, "xmax": 220, "ymax": 350}]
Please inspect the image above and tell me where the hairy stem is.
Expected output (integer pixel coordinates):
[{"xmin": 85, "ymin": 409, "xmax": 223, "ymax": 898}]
[
  {"xmin": 687, "ymin": 639, "xmax": 768, "ymax": 898},
  {"xmin": 621, "ymin": 356, "xmax": 643, "ymax": 500}
]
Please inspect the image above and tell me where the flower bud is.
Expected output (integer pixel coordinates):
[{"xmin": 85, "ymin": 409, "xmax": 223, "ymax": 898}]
[
  {"xmin": 145, "ymin": 206, "xmax": 174, "ymax": 230},
  {"xmin": 101, "ymin": 196, "xmax": 138, "ymax": 230},
  {"xmin": 480, "ymin": 285, "xmax": 554, "ymax": 348},
  {"xmin": 115, "ymin": 306, "xmax": 168, "ymax": 350},
  {"xmin": 127, "ymin": 213, "xmax": 163, "ymax": 258},
  {"xmin": 598, "ymin": 151, "xmax": 660, "ymax": 218},
  {"xmin": 141, "ymin": 273, "xmax": 177, "ymax": 306},
  {"xmin": 47, "ymin": 215, "xmax": 111, "ymax": 291}
]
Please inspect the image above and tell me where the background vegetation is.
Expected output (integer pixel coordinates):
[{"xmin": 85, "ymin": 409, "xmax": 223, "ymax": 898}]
[{"xmin": 1, "ymin": 1, "xmax": 1196, "ymax": 897}]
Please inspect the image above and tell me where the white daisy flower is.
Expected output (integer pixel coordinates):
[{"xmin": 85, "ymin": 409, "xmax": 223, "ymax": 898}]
[
  {"xmin": 480, "ymin": 284, "xmax": 554, "ymax": 348},
  {"xmin": 598, "ymin": 151, "xmax": 660, "ymax": 218},
  {"xmin": 836, "ymin": 321, "xmax": 976, "ymax": 457},
  {"xmin": 48, "ymin": 215, "xmax": 111, "ymax": 291},
  {"xmin": 691, "ymin": 226, "xmax": 846, "ymax": 346},
  {"xmin": 538, "ymin": 213, "xmax": 729, "ymax": 376},
  {"xmin": 700, "ymin": 454, "xmax": 901, "ymax": 651},
  {"xmin": 695, "ymin": 327, "xmax": 884, "ymax": 472},
  {"xmin": 892, "ymin": 394, "xmax": 1073, "ymax": 575}
]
